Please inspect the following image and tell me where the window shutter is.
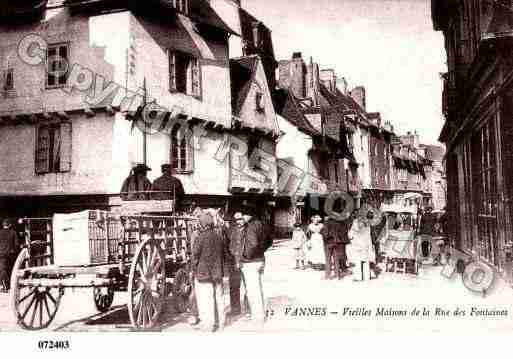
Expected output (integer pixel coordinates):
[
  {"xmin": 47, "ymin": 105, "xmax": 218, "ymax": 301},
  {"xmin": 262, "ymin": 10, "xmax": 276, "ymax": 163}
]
[
  {"xmin": 1, "ymin": 70, "xmax": 5, "ymax": 91},
  {"xmin": 58, "ymin": 45, "xmax": 68, "ymax": 85},
  {"xmin": 169, "ymin": 51, "xmax": 176, "ymax": 91},
  {"xmin": 191, "ymin": 58, "xmax": 201, "ymax": 97},
  {"xmin": 59, "ymin": 122, "xmax": 72, "ymax": 172},
  {"xmin": 52, "ymin": 126, "xmax": 61, "ymax": 172},
  {"xmin": 35, "ymin": 127, "xmax": 50, "ymax": 174},
  {"xmin": 3, "ymin": 68, "xmax": 14, "ymax": 91}
]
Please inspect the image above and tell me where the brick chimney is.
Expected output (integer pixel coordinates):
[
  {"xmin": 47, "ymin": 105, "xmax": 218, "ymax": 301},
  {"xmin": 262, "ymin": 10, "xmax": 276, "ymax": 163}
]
[
  {"xmin": 278, "ymin": 52, "xmax": 306, "ymax": 98},
  {"xmin": 320, "ymin": 69, "xmax": 337, "ymax": 92},
  {"xmin": 349, "ymin": 86, "xmax": 366, "ymax": 110}
]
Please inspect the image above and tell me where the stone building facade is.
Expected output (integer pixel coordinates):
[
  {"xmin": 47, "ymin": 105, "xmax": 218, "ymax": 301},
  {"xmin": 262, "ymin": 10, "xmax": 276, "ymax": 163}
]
[{"xmin": 0, "ymin": 0, "xmax": 280, "ymax": 219}]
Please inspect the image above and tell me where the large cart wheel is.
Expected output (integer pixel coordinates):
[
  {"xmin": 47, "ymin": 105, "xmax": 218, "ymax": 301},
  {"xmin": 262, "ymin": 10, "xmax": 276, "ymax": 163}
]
[
  {"xmin": 128, "ymin": 238, "xmax": 166, "ymax": 329},
  {"xmin": 172, "ymin": 268, "xmax": 192, "ymax": 313},
  {"xmin": 9, "ymin": 248, "xmax": 63, "ymax": 330},
  {"xmin": 93, "ymin": 287, "xmax": 115, "ymax": 313}
]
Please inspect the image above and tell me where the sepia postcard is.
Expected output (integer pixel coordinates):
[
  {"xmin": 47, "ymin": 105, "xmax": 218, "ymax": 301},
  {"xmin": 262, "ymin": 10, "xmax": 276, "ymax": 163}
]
[{"xmin": 0, "ymin": 0, "xmax": 513, "ymax": 355}]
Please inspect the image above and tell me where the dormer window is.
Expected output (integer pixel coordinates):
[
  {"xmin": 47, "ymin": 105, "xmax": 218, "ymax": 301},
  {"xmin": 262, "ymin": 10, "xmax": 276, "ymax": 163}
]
[
  {"xmin": 252, "ymin": 21, "xmax": 260, "ymax": 48},
  {"xmin": 255, "ymin": 91, "xmax": 264, "ymax": 112},
  {"xmin": 172, "ymin": 0, "xmax": 189, "ymax": 15}
]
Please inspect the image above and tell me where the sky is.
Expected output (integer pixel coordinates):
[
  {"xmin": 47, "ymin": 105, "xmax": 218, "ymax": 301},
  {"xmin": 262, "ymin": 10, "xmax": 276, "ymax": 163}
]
[{"xmin": 240, "ymin": 0, "xmax": 447, "ymax": 145}]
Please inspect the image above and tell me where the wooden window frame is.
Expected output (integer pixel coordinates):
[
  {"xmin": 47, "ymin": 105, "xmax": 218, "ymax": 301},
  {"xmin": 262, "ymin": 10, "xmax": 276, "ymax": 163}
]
[
  {"xmin": 170, "ymin": 123, "xmax": 193, "ymax": 174},
  {"xmin": 46, "ymin": 43, "xmax": 69, "ymax": 89},
  {"xmin": 172, "ymin": 0, "xmax": 189, "ymax": 15},
  {"xmin": 35, "ymin": 122, "xmax": 72, "ymax": 175},
  {"xmin": 168, "ymin": 49, "xmax": 202, "ymax": 99}
]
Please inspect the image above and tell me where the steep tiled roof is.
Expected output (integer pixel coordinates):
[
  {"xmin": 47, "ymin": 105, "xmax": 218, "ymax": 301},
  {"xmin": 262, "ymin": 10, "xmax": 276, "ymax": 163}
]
[
  {"xmin": 0, "ymin": 0, "xmax": 48, "ymax": 17},
  {"xmin": 318, "ymin": 84, "xmax": 374, "ymax": 129},
  {"xmin": 64, "ymin": 0, "xmax": 238, "ymax": 34},
  {"xmin": 239, "ymin": 8, "xmax": 275, "ymax": 58},
  {"xmin": 273, "ymin": 88, "xmax": 321, "ymax": 137},
  {"xmin": 190, "ymin": 0, "xmax": 239, "ymax": 35}
]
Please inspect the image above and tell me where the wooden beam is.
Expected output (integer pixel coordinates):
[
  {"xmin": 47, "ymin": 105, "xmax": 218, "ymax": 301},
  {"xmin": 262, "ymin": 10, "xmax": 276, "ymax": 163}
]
[
  {"xmin": 105, "ymin": 105, "xmax": 115, "ymax": 116},
  {"xmin": 84, "ymin": 107, "xmax": 95, "ymax": 117},
  {"xmin": 57, "ymin": 111, "xmax": 69, "ymax": 120},
  {"xmin": 28, "ymin": 114, "xmax": 39, "ymax": 123}
]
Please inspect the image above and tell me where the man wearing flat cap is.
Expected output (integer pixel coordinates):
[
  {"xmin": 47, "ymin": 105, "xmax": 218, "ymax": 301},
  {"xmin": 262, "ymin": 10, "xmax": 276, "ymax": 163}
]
[{"xmin": 151, "ymin": 164, "xmax": 185, "ymax": 205}]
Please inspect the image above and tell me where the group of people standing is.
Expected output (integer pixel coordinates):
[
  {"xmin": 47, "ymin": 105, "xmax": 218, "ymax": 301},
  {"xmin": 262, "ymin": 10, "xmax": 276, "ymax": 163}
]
[
  {"xmin": 188, "ymin": 209, "xmax": 273, "ymax": 332},
  {"xmin": 292, "ymin": 210, "xmax": 385, "ymax": 282}
]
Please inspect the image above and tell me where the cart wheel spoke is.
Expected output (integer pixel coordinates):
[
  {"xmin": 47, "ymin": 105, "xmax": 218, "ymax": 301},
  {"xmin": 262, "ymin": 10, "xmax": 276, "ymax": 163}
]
[
  {"xmin": 18, "ymin": 288, "xmax": 36, "ymax": 304},
  {"xmin": 39, "ymin": 296, "xmax": 44, "ymax": 328},
  {"xmin": 10, "ymin": 249, "xmax": 61, "ymax": 330},
  {"xmin": 132, "ymin": 287, "xmax": 144, "ymax": 297},
  {"xmin": 43, "ymin": 295, "xmax": 51, "ymax": 319},
  {"xmin": 136, "ymin": 295, "xmax": 144, "ymax": 326},
  {"xmin": 141, "ymin": 293, "xmax": 148, "ymax": 327},
  {"xmin": 46, "ymin": 291, "xmax": 57, "ymax": 306},
  {"xmin": 128, "ymin": 238, "xmax": 166, "ymax": 329},
  {"xmin": 29, "ymin": 297, "xmax": 39, "ymax": 328},
  {"xmin": 137, "ymin": 263, "xmax": 146, "ymax": 276},
  {"xmin": 146, "ymin": 300, "xmax": 153, "ymax": 323},
  {"xmin": 20, "ymin": 293, "xmax": 38, "ymax": 320}
]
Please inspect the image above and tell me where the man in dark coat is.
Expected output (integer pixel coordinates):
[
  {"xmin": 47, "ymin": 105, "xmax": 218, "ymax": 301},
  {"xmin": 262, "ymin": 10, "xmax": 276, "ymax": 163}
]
[
  {"xmin": 418, "ymin": 206, "xmax": 436, "ymax": 236},
  {"xmin": 231, "ymin": 212, "xmax": 273, "ymax": 325},
  {"xmin": 0, "ymin": 219, "xmax": 17, "ymax": 291},
  {"xmin": 322, "ymin": 217, "xmax": 351, "ymax": 280},
  {"xmin": 120, "ymin": 164, "xmax": 152, "ymax": 201},
  {"xmin": 191, "ymin": 212, "xmax": 230, "ymax": 331},
  {"xmin": 151, "ymin": 164, "xmax": 185, "ymax": 206}
]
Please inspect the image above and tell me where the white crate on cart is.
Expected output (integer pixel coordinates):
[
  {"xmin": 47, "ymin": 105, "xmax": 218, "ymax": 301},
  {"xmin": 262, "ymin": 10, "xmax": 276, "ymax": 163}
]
[{"xmin": 53, "ymin": 210, "xmax": 91, "ymax": 266}]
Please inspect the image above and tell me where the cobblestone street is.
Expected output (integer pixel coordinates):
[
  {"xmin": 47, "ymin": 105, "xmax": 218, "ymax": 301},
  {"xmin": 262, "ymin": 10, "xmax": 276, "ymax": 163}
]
[{"xmin": 1, "ymin": 239, "xmax": 512, "ymax": 333}]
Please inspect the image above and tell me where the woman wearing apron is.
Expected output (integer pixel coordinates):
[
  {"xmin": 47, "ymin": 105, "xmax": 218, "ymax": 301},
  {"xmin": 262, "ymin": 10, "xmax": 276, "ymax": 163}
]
[{"xmin": 307, "ymin": 215, "xmax": 325, "ymax": 270}]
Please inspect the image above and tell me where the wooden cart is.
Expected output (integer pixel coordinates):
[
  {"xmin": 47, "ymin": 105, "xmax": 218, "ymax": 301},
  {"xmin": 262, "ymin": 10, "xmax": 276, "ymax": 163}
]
[
  {"xmin": 9, "ymin": 210, "xmax": 198, "ymax": 330},
  {"xmin": 380, "ymin": 204, "xmax": 420, "ymax": 275}
]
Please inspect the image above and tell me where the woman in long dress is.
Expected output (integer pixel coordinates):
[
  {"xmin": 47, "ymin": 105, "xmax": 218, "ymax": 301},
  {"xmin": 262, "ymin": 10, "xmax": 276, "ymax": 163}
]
[
  {"xmin": 347, "ymin": 214, "xmax": 376, "ymax": 281},
  {"xmin": 307, "ymin": 215, "xmax": 325, "ymax": 270}
]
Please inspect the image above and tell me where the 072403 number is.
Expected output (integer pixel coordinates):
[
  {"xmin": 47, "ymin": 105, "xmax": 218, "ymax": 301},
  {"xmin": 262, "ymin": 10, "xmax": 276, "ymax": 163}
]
[{"xmin": 38, "ymin": 340, "xmax": 70, "ymax": 350}]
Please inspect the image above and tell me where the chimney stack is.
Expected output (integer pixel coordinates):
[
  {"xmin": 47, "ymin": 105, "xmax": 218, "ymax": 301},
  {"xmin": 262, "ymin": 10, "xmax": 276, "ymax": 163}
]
[
  {"xmin": 320, "ymin": 69, "xmax": 337, "ymax": 92},
  {"xmin": 337, "ymin": 77, "xmax": 348, "ymax": 95},
  {"xmin": 278, "ymin": 52, "xmax": 306, "ymax": 98},
  {"xmin": 307, "ymin": 57, "xmax": 320, "ymax": 106},
  {"xmin": 349, "ymin": 86, "xmax": 366, "ymax": 110}
]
